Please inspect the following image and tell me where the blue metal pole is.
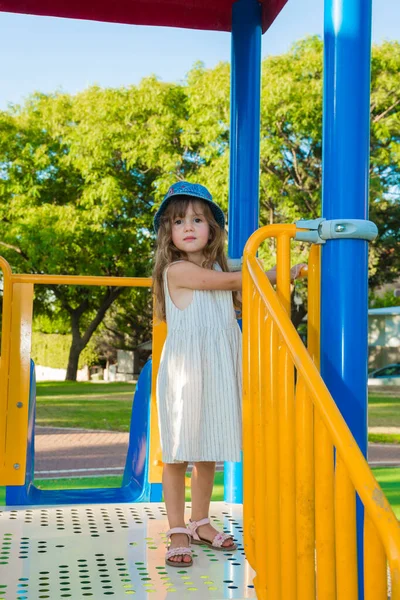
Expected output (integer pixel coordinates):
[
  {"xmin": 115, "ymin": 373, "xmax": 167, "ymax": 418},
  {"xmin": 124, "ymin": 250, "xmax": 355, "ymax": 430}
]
[
  {"xmin": 322, "ymin": 0, "xmax": 372, "ymax": 596},
  {"xmin": 225, "ymin": 0, "xmax": 262, "ymax": 504}
]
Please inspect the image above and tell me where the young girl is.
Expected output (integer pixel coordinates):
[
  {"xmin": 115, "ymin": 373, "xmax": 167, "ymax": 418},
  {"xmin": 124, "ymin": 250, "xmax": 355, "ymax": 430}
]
[{"xmin": 153, "ymin": 181, "xmax": 304, "ymax": 567}]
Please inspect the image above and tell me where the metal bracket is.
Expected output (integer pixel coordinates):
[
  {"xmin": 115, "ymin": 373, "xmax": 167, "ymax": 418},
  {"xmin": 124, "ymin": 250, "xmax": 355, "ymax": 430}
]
[{"xmin": 294, "ymin": 218, "xmax": 378, "ymax": 244}]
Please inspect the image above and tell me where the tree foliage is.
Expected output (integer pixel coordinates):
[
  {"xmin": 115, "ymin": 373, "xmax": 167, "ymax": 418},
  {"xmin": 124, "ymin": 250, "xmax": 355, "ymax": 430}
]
[
  {"xmin": 93, "ymin": 287, "xmax": 153, "ymax": 365},
  {"xmin": 0, "ymin": 37, "xmax": 399, "ymax": 377},
  {"xmin": 0, "ymin": 81, "xmax": 184, "ymax": 378}
]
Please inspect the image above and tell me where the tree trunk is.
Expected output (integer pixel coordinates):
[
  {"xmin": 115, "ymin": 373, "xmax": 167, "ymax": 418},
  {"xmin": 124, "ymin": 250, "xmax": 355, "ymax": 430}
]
[
  {"xmin": 65, "ymin": 339, "xmax": 83, "ymax": 381},
  {"xmin": 65, "ymin": 313, "xmax": 84, "ymax": 381},
  {"xmin": 63, "ymin": 286, "xmax": 125, "ymax": 381}
]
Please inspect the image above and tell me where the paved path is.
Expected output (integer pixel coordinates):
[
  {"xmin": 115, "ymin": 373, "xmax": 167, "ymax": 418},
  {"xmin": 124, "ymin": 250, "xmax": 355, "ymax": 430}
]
[
  {"xmin": 35, "ymin": 427, "xmax": 130, "ymax": 478},
  {"xmin": 34, "ymin": 427, "xmax": 400, "ymax": 479},
  {"xmin": 368, "ymin": 443, "xmax": 400, "ymax": 466},
  {"xmin": 33, "ymin": 385, "xmax": 400, "ymax": 479},
  {"xmin": 35, "ymin": 427, "xmax": 224, "ymax": 478}
]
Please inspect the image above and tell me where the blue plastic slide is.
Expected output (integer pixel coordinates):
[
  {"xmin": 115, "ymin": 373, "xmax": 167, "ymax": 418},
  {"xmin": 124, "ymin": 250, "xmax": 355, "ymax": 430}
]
[{"xmin": 6, "ymin": 360, "xmax": 162, "ymax": 505}]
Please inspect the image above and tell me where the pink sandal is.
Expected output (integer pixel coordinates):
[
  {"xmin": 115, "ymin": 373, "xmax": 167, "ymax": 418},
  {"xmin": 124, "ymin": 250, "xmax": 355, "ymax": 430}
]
[
  {"xmin": 187, "ymin": 518, "xmax": 237, "ymax": 551},
  {"xmin": 165, "ymin": 527, "xmax": 193, "ymax": 567}
]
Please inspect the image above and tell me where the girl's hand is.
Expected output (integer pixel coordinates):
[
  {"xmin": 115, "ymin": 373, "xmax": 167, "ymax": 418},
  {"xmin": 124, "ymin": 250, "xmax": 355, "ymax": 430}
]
[
  {"xmin": 265, "ymin": 264, "xmax": 306, "ymax": 285},
  {"xmin": 290, "ymin": 263, "xmax": 307, "ymax": 282}
]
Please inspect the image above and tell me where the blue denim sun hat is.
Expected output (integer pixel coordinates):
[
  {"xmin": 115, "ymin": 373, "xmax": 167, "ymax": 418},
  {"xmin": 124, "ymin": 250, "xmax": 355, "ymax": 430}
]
[{"xmin": 153, "ymin": 181, "xmax": 225, "ymax": 233}]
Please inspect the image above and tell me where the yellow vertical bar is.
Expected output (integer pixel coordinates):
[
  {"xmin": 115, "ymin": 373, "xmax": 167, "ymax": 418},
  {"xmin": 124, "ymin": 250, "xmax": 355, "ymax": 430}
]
[
  {"xmin": 364, "ymin": 512, "xmax": 387, "ymax": 600},
  {"xmin": 276, "ymin": 234, "xmax": 291, "ymax": 314},
  {"xmin": 278, "ymin": 343, "xmax": 297, "ymax": 600},
  {"xmin": 4, "ymin": 283, "xmax": 33, "ymax": 484},
  {"xmin": 276, "ymin": 233, "xmax": 297, "ymax": 599},
  {"xmin": 308, "ymin": 244, "xmax": 337, "ymax": 599},
  {"xmin": 243, "ymin": 259, "xmax": 257, "ymax": 569},
  {"xmin": 0, "ymin": 258, "xmax": 13, "ymax": 481},
  {"xmin": 314, "ymin": 413, "xmax": 336, "ymax": 599},
  {"xmin": 391, "ymin": 565, "xmax": 400, "ymax": 600},
  {"xmin": 307, "ymin": 245, "xmax": 321, "ymax": 365},
  {"xmin": 295, "ymin": 374, "xmax": 316, "ymax": 599},
  {"xmin": 149, "ymin": 315, "xmax": 166, "ymax": 483},
  {"xmin": 253, "ymin": 297, "xmax": 268, "ymax": 599},
  {"xmin": 263, "ymin": 317, "xmax": 281, "ymax": 600},
  {"xmin": 335, "ymin": 453, "xmax": 358, "ymax": 600}
]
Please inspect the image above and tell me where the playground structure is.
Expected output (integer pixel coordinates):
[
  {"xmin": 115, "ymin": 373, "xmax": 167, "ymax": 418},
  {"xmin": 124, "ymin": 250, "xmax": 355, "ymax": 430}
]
[
  {"xmin": 1, "ymin": 0, "xmax": 400, "ymax": 599},
  {"xmin": 1, "ymin": 231, "xmax": 400, "ymax": 599}
]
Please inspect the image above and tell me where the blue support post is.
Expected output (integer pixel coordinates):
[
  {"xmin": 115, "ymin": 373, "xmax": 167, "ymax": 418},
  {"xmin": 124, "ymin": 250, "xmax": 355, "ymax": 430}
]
[
  {"xmin": 225, "ymin": 0, "xmax": 262, "ymax": 504},
  {"xmin": 322, "ymin": 0, "xmax": 372, "ymax": 596}
]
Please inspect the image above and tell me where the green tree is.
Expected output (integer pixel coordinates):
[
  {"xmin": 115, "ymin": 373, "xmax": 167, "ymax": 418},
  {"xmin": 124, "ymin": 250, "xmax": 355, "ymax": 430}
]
[
  {"xmin": 0, "ymin": 80, "xmax": 187, "ymax": 379},
  {"xmin": 369, "ymin": 41, "xmax": 400, "ymax": 287},
  {"xmin": 179, "ymin": 38, "xmax": 400, "ymax": 281},
  {"xmin": 93, "ymin": 287, "xmax": 153, "ymax": 366},
  {"xmin": 256, "ymin": 37, "xmax": 400, "ymax": 321},
  {"xmin": 369, "ymin": 290, "xmax": 400, "ymax": 309},
  {"xmin": 258, "ymin": 37, "xmax": 400, "ymax": 271},
  {"xmin": 179, "ymin": 39, "xmax": 399, "ymax": 323},
  {"xmin": 1, "ymin": 37, "xmax": 399, "ymax": 365}
]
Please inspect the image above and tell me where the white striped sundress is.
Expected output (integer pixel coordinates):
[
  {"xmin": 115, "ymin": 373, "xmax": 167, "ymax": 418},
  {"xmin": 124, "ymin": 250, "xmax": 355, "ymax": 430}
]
[{"xmin": 156, "ymin": 262, "xmax": 242, "ymax": 463}]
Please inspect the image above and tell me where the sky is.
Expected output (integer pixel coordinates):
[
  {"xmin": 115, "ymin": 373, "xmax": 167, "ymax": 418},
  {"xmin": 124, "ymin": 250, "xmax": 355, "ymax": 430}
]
[{"xmin": 0, "ymin": 0, "xmax": 399, "ymax": 110}]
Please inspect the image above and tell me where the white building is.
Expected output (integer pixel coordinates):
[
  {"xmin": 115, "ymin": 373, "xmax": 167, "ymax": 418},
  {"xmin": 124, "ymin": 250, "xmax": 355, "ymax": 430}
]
[{"xmin": 368, "ymin": 306, "xmax": 400, "ymax": 368}]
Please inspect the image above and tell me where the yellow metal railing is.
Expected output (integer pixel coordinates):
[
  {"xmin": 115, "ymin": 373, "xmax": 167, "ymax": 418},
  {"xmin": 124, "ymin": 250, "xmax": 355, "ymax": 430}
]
[
  {"xmin": 0, "ymin": 257, "xmax": 13, "ymax": 478},
  {"xmin": 242, "ymin": 224, "xmax": 400, "ymax": 600},
  {"xmin": 0, "ymin": 260, "xmax": 164, "ymax": 485}
]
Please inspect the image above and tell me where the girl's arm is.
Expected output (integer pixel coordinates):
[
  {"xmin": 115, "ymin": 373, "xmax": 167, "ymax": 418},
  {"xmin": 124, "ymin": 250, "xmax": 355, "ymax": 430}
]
[
  {"xmin": 168, "ymin": 261, "xmax": 304, "ymax": 292},
  {"xmin": 168, "ymin": 261, "xmax": 242, "ymax": 291}
]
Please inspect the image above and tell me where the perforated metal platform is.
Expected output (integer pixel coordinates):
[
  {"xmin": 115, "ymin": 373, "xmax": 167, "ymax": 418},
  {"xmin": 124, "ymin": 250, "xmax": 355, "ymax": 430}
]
[{"xmin": 0, "ymin": 502, "xmax": 256, "ymax": 599}]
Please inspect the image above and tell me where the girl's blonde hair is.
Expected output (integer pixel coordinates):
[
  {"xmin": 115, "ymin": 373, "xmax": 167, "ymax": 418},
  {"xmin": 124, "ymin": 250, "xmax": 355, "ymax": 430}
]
[{"xmin": 153, "ymin": 197, "xmax": 241, "ymax": 321}]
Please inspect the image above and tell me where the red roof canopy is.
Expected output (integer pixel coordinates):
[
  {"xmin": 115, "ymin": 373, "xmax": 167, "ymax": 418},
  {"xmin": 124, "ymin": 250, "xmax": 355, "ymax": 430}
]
[{"xmin": 0, "ymin": 0, "xmax": 287, "ymax": 33}]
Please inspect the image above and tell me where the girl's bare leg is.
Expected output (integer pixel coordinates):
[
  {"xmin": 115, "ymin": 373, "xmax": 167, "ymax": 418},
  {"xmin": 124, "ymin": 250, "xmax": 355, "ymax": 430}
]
[
  {"xmin": 163, "ymin": 462, "xmax": 191, "ymax": 563},
  {"xmin": 190, "ymin": 461, "xmax": 234, "ymax": 548}
]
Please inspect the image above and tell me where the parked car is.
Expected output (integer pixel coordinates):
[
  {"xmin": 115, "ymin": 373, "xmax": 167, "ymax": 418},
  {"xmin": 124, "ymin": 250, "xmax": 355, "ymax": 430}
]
[{"xmin": 368, "ymin": 363, "xmax": 400, "ymax": 386}]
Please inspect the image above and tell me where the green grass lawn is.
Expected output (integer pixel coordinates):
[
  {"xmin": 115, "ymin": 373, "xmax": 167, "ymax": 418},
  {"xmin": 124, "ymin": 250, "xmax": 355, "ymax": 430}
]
[
  {"xmin": 34, "ymin": 471, "xmax": 224, "ymax": 502},
  {"xmin": 34, "ymin": 475, "xmax": 124, "ymax": 489},
  {"xmin": 369, "ymin": 433, "xmax": 400, "ymax": 444},
  {"xmin": 368, "ymin": 394, "xmax": 400, "ymax": 428},
  {"xmin": 36, "ymin": 381, "xmax": 135, "ymax": 431},
  {"xmin": 368, "ymin": 394, "xmax": 400, "ymax": 443},
  {"xmin": 372, "ymin": 467, "xmax": 400, "ymax": 518},
  {"xmin": 31, "ymin": 471, "xmax": 225, "ymax": 502}
]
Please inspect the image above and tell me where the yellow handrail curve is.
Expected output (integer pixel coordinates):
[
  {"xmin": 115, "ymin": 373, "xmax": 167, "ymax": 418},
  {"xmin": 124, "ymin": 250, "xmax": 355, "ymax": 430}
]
[
  {"xmin": 243, "ymin": 224, "xmax": 400, "ymax": 600},
  {"xmin": 0, "ymin": 257, "xmax": 13, "ymax": 467},
  {"xmin": 0, "ymin": 256, "xmax": 163, "ymax": 483}
]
